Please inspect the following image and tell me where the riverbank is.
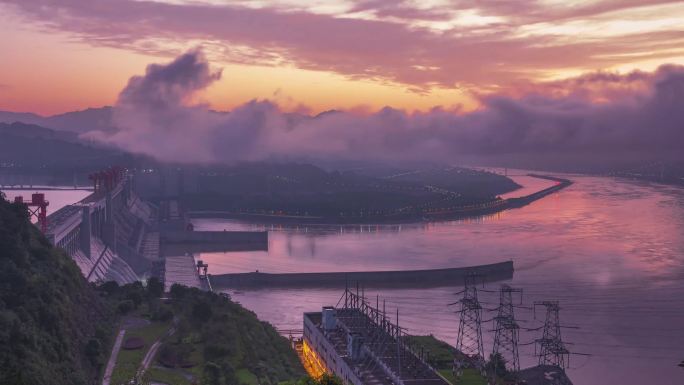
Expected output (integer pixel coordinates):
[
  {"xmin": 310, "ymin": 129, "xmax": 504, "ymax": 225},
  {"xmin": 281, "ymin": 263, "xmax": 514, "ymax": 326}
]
[{"xmin": 190, "ymin": 174, "xmax": 572, "ymax": 225}]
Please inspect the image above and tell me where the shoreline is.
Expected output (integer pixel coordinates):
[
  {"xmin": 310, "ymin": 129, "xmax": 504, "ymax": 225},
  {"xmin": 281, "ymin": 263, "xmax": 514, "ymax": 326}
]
[{"xmin": 190, "ymin": 174, "xmax": 573, "ymax": 225}]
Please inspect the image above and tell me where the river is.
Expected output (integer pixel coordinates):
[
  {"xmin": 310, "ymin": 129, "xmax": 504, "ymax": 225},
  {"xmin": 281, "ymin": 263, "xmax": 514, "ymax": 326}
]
[
  {"xmin": 4, "ymin": 177, "xmax": 682, "ymax": 384},
  {"xmin": 192, "ymin": 174, "xmax": 684, "ymax": 385}
]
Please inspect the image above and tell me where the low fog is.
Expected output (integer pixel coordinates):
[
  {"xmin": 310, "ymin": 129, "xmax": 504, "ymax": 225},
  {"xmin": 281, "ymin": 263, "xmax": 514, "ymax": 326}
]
[{"xmin": 85, "ymin": 50, "xmax": 684, "ymax": 171}]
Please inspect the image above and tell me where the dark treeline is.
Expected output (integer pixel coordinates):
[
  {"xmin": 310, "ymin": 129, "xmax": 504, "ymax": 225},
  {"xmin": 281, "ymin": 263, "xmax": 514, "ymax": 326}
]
[
  {"xmin": 0, "ymin": 192, "xmax": 307, "ymax": 385},
  {"xmin": 176, "ymin": 164, "xmax": 520, "ymax": 219},
  {"xmin": 0, "ymin": 192, "xmax": 114, "ymax": 385}
]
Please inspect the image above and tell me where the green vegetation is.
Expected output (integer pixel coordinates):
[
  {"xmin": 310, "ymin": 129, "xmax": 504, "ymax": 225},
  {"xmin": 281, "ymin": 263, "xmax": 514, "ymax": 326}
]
[
  {"xmin": 406, "ymin": 335, "xmax": 456, "ymax": 369},
  {"xmin": 182, "ymin": 163, "xmax": 520, "ymax": 221},
  {"xmin": 0, "ymin": 193, "xmax": 306, "ymax": 385},
  {"xmin": 142, "ymin": 366, "xmax": 191, "ymax": 385},
  {"xmin": 405, "ymin": 335, "xmax": 488, "ymax": 385},
  {"xmin": 0, "ymin": 193, "xmax": 115, "ymax": 385},
  {"xmin": 100, "ymin": 280, "xmax": 305, "ymax": 385},
  {"xmin": 109, "ymin": 321, "xmax": 170, "ymax": 385},
  {"xmin": 158, "ymin": 284, "xmax": 305, "ymax": 385}
]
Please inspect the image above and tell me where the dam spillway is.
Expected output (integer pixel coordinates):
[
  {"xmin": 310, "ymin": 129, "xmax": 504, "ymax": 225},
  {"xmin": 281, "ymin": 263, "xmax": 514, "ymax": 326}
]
[{"xmin": 43, "ymin": 169, "xmax": 158, "ymax": 284}]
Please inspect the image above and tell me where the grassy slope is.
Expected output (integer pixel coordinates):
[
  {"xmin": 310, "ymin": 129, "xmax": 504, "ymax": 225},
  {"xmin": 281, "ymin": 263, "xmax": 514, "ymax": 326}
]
[
  {"xmin": 105, "ymin": 283, "xmax": 306, "ymax": 385},
  {"xmin": 406, "ymin": 335, "xmax": 486, "ymax": 385},
  {"xmin": 157, "ymin": 285, "xmax": 305, "ymax": 385},
  {"xmin": 110, "ymin": 320, "xmax": 170, "ymax": 385},
  {"xmin": 0, "ymin": 194, "xmax": 115, "ymax": 385}
]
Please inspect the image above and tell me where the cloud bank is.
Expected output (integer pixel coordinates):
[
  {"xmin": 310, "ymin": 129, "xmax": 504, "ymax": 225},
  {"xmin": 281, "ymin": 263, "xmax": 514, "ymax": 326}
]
[
  {"xmin": 88, "ymin": 50, "xmax": 684, "ymax": 169},
  {"xmin": 3, "ymin": 0, "xmax": 684, "ymax": 90}
]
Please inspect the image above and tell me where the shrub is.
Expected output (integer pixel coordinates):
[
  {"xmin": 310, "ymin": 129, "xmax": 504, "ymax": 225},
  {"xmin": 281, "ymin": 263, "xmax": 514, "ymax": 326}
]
[{"xmin": 117, "ymin": 300, "xmax": 135, "ymax": 314}]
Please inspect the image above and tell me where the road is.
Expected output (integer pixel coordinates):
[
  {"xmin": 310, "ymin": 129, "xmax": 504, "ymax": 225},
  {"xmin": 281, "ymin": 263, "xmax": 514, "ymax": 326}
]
[
  {"xmin": 101, "ymin": 329, "xmax": 126, "ymax": 385},
  {"xmin": 139, "ymin": 326, "xmax": 176, "ymax": 375}
]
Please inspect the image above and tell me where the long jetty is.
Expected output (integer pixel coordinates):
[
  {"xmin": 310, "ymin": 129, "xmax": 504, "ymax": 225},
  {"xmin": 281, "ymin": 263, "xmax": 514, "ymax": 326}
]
[
  {"xmin": 506, "ymin": 174, "xmax": 571, "ymax": 208},
  {"xmin": 209, "ymin": 261, "xmax": 513, "ymax": 289}
]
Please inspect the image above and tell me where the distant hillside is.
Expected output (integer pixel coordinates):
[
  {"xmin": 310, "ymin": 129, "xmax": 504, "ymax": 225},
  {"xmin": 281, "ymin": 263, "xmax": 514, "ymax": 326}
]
[
  {"xmin": 0, "ymin": 122, "xmax": 135, "ymax": 172},
  {"xmin": 174, "ymin": 163, "xmax": 520, "ymax": 221},
  {"xmin": 0, "ymin": 107, "xmax": 113, "ymax": 134},
  {"xmin": 0, "ymin": 121, "xmax": 78, "ymax": 141},
  {"xmin": 0, "ymin": 111, "xmax": 44, "ymax": 126},
  {"xmin": 0, "ymin": 193, "xmax": 115, "ymax": 385}
]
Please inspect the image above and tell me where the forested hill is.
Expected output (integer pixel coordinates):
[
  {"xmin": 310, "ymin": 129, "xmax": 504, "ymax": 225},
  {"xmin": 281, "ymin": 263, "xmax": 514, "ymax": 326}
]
[
  {"xmin": 0, "ymin": 193, "xmax": 306, "ymax": 385},
  {"xmin": 0, "ymin": 193, "xmax": 114, "ymax": 385}
]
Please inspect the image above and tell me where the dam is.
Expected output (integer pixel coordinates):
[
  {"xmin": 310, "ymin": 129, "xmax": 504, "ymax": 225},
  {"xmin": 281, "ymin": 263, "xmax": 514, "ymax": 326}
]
[
  {"xmin": 21, "ymin": 170, "xmax": 570, "ymax": 290},
  {"xmin": 35, "ymin": 168, "xmax": 268, "ymax": 287}
]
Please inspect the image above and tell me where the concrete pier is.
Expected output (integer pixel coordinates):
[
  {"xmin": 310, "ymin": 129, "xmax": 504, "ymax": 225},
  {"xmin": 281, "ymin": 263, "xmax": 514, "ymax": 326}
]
[
  {"xmin": 163, "ymin": 254, "xmax": 202, "ymax": 292},
  {"xmin": 210, "ymin": 261, "xmax": 514, "ymax": 289}
]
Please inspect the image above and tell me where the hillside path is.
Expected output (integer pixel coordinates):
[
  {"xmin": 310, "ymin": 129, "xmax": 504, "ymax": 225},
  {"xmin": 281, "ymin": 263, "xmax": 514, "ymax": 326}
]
[{"xmin": 101, "ymin": 328, "xmax": 126, "ymax": 385}]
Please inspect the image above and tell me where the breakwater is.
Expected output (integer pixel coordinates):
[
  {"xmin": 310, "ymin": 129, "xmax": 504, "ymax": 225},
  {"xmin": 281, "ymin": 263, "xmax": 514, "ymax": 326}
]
[
  {"xmin": 210, "ymin": 261, "xmax": 513, "ymax": 289},
  {"xmin": 506, "ymin": 174, "xmax": 572, "ymax": 208}
]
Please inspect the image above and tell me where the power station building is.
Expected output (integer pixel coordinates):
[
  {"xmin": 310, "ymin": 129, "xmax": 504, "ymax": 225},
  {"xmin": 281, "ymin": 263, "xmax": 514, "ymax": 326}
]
[{"xmin": 301, "ymin": 289, "xmax": 450, "ymax": 385}]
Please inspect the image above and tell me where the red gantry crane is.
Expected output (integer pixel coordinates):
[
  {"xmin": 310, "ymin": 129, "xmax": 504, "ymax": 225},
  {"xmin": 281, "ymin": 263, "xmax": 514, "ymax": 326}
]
[{"xmin": 14, "ymin": 193, "xmax": 49, "ymax": 233}]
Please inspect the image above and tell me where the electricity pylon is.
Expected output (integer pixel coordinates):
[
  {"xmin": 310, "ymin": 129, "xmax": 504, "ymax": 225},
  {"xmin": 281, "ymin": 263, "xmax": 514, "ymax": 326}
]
[
  {"xmin": 534, "ymin": 301, "xmax": 569, "ymax": 369},
  {"xmin": 492, "ymin": 285, "xmax": 522, "ymax": 372}
]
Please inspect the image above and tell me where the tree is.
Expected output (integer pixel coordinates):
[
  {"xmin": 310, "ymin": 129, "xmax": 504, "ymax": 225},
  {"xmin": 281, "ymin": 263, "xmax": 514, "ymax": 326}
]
[
  {"xmin": 147, "ymin": 277, "xmax": 164, "ymax": 298},
  {"xmin": 98, "ymin": 281, "xmax": 119, "ymax": 296},
  {"xmin": 85, "ymin": 339, "xmax": 102, "ymax": 367},
  {"xmin": 202, "ymin": 362, "xmax": 222, "ymax": 385},
  {"xmin": 486, "ymin": 352, "xmax": 508, "ymax": 378},
  {"xmin": 126, "ymin": 290, "xmax": 143, "ymax": 308},
  {"xmin": 118, "ymin": 300, "xmax": 134, "ymax": 314},
  {"xmin": 192, "ymin": 300, "xmax": 212, "ymax": 323},
  {"xmin": 170, "ymin": 283, "xmax": 186, "ymax": 299}
]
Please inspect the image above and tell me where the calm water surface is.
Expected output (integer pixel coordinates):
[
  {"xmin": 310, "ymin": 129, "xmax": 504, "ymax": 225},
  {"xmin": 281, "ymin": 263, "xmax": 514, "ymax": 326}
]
[{"xmin": 194, "ymin": 175, "xmax": 684, "ymax": 385}]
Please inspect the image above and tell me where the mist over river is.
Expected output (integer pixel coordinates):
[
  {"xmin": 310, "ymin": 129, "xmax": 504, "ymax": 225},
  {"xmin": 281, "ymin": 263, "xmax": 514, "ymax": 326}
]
[{"xmin": 194, "ymin": 174, "xmax": 684, "ymax": 385}]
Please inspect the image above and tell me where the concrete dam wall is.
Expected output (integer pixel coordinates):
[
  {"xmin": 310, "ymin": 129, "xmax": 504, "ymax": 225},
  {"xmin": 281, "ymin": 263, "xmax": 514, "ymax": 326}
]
[
  {"xmin": 45, "ymin": 172, "xmax": 158, "ymax": 285},
  {"xmin": 210, "ymin": 261, "xmax": 514, "ymax": 289}
]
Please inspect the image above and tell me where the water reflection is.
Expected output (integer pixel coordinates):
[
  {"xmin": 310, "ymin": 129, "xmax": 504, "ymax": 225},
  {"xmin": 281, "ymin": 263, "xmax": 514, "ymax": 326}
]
[{"xmin": 195, "ymin": 175, "xmax": 684, "ymax": 385}]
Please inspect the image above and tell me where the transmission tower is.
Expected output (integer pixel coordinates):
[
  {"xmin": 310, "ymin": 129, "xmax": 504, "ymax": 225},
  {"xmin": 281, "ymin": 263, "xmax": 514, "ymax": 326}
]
[
  {"xmin": 492, "ymin": 285, "xmax": 522, "ymax": 372},
  {"xmin": 455, "ymin": 276, "xmax": 484, "ymax": 361},
  {"xmin": 534, "ymin": 301, "xmax": 569, "ymax": 369}
]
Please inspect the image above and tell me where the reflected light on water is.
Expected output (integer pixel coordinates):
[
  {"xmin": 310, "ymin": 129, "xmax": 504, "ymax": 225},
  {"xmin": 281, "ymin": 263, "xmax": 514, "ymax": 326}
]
[{"xmin": 193, "ymin": 175, "xmax": 684, "ymax": 385}]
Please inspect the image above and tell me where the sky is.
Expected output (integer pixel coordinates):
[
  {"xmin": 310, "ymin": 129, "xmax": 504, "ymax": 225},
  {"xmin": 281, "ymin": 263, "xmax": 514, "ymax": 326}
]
[{"xmin": 1, "ymin": 0, "xmax": 684, "ymax": 115}]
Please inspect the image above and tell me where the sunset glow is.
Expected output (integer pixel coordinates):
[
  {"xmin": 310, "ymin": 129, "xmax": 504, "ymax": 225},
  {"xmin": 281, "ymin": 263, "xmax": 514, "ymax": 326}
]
[{"xmin": 2, "ymin": 0, "xmax": 683, "ymax": 115}]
